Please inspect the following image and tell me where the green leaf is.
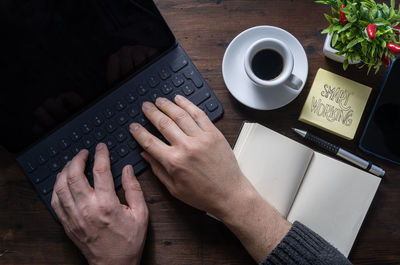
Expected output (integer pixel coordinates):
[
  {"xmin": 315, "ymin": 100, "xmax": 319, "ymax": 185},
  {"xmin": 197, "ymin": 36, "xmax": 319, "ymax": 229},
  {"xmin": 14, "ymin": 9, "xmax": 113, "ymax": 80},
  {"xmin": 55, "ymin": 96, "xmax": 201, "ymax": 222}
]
[
  {"xmin": 370, "ymin": 7, "xmax": 378, "ymax": 19},
  {"xmin": 321, "ymin": 28, "xmax": 330, "ymax": 34},
  {"xmin": 371, "ymin": 43, "xmax": 376, "ymax": 57},
  {"xmin": 382, "ymin": 4, "xmax": 390, "ymax": 16},
  {"xmin": 343, "ymin": 59, "xmax": 349, "ymax": 70},
  {"xmin": 324, "ymin": 13, "xmax": 334, "ymax": 23},
  {"xmin": 361, "ymin": 41, "xmax": 368, "ymax": 55},
  {"xmin": 346, "ymin": 37, "xmax": 363, "ymax": 49},
  {"xmin": 389, "ymin": 8, "xmax": 396, "ymax": 19},
  {"xmin": 338, "ymin": 22, "xmax": 352, "ymax": 33},
  {"xmin": 332, "ymin": 32, "xmax": 339, "ymax": 47}
]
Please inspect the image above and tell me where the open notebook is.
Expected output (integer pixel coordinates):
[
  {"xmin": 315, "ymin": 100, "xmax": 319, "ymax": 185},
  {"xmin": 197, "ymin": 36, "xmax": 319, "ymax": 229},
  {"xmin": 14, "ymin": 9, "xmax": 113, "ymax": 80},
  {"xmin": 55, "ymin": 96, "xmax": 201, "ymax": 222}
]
[{"xmin": 234, "ymin": 122, "xmax": 381, "ymax": 257}]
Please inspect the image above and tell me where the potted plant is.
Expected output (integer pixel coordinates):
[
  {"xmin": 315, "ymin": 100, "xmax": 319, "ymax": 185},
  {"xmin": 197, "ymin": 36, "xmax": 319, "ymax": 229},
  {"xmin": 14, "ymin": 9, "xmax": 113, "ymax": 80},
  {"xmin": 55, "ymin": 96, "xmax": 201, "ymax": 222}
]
[{"xmin": 317, "ymin": 0, "xmax": 400, "ymax": 73}]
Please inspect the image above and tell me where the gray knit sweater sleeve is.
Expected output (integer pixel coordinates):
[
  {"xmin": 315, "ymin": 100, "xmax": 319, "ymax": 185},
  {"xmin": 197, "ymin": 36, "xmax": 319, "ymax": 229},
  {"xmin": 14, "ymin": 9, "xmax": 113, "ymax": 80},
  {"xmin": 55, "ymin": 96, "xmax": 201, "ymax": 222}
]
[{"xmin": 260, "ymin": 221, "xmax": 352, "ymax": 265}]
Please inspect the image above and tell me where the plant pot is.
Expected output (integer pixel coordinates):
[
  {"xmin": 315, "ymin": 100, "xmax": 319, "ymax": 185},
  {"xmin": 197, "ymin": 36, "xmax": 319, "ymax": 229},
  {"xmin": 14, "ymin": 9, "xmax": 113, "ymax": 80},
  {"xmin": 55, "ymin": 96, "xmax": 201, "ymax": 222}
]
[{"xmin": 323, "ymin": 33, "xmax": 360, "ymax": 64}]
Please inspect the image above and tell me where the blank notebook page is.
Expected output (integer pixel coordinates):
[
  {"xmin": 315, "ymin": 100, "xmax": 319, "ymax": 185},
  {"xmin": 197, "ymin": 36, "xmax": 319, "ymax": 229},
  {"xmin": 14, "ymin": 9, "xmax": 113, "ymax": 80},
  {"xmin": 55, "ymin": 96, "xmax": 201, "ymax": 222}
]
[
  {"xmin": 234, "ymin": 123, "xmax": 314, "ymax": 217},
  {"xmin": 286, "ymin": 152, "xmax": 381, "ymax": 256}
]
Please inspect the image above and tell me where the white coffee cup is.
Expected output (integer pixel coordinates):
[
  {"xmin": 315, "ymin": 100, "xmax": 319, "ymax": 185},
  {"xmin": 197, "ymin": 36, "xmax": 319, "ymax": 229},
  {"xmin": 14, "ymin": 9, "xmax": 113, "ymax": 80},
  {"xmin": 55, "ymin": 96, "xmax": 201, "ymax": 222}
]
[{"xmin": 244, "ymin": 38, "xmax": 302, "ymax": 90}]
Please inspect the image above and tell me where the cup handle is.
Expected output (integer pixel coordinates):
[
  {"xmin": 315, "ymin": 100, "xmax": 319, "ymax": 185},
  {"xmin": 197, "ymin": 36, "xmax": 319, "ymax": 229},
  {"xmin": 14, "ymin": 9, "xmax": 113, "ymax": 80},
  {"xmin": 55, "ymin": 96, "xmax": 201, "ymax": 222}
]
[{"xmin": 284, "ymin": 74, "xmax": 303, "ymax": 90}]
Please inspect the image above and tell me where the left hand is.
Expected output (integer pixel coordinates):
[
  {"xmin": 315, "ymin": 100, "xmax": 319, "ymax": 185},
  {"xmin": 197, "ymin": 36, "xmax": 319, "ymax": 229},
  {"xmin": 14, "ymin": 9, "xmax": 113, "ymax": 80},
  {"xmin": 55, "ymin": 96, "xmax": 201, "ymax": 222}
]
[{"xmin": 51, "ymin": 143, "xmax": 148, "ymax": 265}]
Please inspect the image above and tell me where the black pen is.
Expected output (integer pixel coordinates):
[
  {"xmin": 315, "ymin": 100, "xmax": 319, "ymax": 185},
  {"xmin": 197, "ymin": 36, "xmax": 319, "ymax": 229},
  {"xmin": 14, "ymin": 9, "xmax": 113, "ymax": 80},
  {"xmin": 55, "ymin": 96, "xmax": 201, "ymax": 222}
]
[{"xmin": 292, "ymin": 128, "xmax": 385, "ymax": 177}]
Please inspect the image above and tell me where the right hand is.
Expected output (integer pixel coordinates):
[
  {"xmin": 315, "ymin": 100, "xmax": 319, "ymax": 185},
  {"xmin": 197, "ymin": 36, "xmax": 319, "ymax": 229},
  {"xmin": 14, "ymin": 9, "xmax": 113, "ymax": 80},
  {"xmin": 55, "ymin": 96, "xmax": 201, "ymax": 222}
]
[
  {"xmin": 129, "ymin": 96, "xmax": 257, "ymax": 219},
  {"xmin": 129, "ymin": 97, "xmax": 291, "ymax": 263}
]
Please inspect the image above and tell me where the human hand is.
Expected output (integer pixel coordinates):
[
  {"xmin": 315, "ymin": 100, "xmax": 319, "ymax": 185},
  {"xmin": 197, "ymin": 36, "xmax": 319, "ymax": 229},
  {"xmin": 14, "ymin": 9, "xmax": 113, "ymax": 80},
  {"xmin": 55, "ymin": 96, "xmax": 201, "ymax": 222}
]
[
  {"xmin": 128, "ymin": 95, "xmax": 256, "ymax": 219},
  {"xmin": 129, "ymin": 96, "xmax": 291, "ymax": 262},
  {"xmin": 51, "ymin": 143, "xmax": 148, "ymax": 265}
]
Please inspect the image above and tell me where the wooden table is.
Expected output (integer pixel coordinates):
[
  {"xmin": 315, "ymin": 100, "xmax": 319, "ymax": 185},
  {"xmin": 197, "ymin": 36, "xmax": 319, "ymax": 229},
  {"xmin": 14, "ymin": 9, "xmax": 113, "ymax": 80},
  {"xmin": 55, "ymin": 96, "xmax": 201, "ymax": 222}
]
[{"xmin": 1, "ymin": 0, "xmax": 399, "ymax": 264}]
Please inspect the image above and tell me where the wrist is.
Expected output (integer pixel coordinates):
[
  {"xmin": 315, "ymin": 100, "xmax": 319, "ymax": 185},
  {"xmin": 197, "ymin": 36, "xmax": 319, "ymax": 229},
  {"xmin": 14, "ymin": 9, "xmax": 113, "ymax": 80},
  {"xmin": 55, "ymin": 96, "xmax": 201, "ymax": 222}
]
[
  {"xmin": 214, "ymin": 177, "xmax": 292, "ymax": 263},
  {"xmin": 213, "ymin": 177, "xmax": 261, "ymax": 225}
]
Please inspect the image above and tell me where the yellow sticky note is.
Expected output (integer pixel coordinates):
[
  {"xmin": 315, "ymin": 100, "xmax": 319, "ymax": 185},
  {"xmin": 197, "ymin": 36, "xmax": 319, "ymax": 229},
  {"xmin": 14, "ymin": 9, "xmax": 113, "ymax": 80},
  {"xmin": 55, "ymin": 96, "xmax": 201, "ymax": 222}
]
[{"xmin": 299, "ymin": 69, "xmax": 371, "ymax": 140}]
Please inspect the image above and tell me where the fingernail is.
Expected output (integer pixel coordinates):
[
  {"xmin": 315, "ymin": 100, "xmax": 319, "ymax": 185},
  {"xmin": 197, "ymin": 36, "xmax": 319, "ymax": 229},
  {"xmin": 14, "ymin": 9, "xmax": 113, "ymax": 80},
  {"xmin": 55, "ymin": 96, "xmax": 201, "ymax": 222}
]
[
  {"xmin": 126, "ymin": 165, "xmax": 133, "ymax": 176},
  {"xmin": 96, "ymin": 143, "xmax": 105, "ymax": 150},
  {"xmin": 175, "ymin": 94, "xmax": 184, "ymax": 103},
  {"xmin": 156, "ymin": 97, "xmax": 167, "ymax": 105},
  {"xmin": 130, "ymin": 123, "xmax": 140, "ymax": 132},
  {"xmin": 142, "ymin": 101, "xmax": 153, "ymax": 110}
]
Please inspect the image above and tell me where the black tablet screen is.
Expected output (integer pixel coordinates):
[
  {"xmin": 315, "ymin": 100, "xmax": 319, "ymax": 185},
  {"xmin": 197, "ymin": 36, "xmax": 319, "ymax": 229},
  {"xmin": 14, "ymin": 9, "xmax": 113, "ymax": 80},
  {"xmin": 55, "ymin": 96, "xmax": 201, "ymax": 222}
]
[
  {"xmin": 360, "ymin": 58, "xmax": 400, "ymax": 165},
  {"xmin": 0, "ymin": 0, "xmax": 175, "ymax": 152}
]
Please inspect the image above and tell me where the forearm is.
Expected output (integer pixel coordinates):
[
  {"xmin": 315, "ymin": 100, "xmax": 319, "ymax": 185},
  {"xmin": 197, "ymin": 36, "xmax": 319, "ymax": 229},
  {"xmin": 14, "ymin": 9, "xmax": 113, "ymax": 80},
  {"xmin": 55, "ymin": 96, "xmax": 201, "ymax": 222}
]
[
  {"xmin": 215, "ymin": 185, "xmax": 291, "ymax": 263},
  {"xmin": 261, "ymin": 221, "xmax": 352, "ymax": 265}
]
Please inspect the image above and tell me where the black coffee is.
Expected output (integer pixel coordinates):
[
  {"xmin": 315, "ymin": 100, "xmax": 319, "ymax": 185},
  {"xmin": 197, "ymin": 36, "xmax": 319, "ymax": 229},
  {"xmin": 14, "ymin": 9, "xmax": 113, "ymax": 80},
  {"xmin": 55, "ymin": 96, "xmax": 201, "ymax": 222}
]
[{"xmin": 251, "ymin": 49, "xmax": 283, "ymax": 81}]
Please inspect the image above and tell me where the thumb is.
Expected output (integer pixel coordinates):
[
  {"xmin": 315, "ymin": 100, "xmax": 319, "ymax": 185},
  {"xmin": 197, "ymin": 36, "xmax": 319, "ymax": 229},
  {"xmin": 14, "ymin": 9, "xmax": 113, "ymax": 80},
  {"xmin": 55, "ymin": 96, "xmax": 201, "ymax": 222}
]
[{"xmin": 122, "ymin": 165, "xmax": 147, "ymax": 215}]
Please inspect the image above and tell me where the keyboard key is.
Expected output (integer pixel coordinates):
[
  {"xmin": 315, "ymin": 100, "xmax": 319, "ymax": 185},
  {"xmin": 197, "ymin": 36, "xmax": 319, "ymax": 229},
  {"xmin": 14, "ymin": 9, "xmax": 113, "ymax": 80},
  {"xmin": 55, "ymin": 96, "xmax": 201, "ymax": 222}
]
[
  {"xmin": 150, "ymin": 89, "xmax": 161, "ymax": 102},
  {"xmin": 105, "ymin": 136, "xmax": 117, "ymax": 150},
  {"xmin": 72, "ymin": 144, "xmax": 84, "ymax": 155},
  {"xmin": 137, "ymin": 83, "xmax": 149, "ymax": 96},
  {"xmin": 93, "ymin": 129, "xmax": 105, "ymax": 141},
  {"xmin": 48, "ymin": 146, "xmax": 58, "ymax": 157},
  {"xmin": 182, "ymin": 83, "xmax": 195, "ymax": 96},
  {"xmin": 127, "ymin": 106, "xmax": 139, "ymax": 118},
  {"xmin": 115, "ymin": 100, "xmax": 126, "ymax": 111},
  {"xmin": 169, "ymin": 90, "xmax": 183, "ymax": 102},
  {"xmin": 82, "ymin": 123, "xmax": 92, "ymax": 134},
  {"xmin": 104, "ymin": 108, "xmax": 114, "ymax": 119},
  {"xmin": 206, "ymin": 100, "xmax": 218, "ymax": 112},
  {"xmin": 137, "ymin": 115, "xmax": 149, "ymax": 126},
  {"xmin": 128, "ymin": 140, "xmax": 138, "ymax": 150},
  {"xmin": 116, "ymin": 129, "xmax": 127, "ymax": 143},
  {"xmin": 82, "ymin": 136, "xmax": 95, "ymax": 149},
  {"xmin": 127, "ymin": 93, "xmax": 138, "ymax": 103},
  {"xmin": 183, "ymin": 67, "xmax": 203, "ymax": 88},
  {"xmin": 190, "ymin": 91, "xmax": 210, "ymax": 106},
  {"xmin": 117, "ymin": 145, "xmax": 129, "ymax": 157},
  {"xmin": 148, "ymin": 75, "xmax": 160, "ymax": 88},
  {"xmin": 24, "ymin": 160, "xmax": 37, "ymax": 173},
  {"xmin": 110, "ymin": 151, "xmax": 118, "ymax": 164},
  {"xmin": 71, "ymin": 131, "xmax": 82, "ymax": 142},
  {"xmin": 105, "ymin": 121, "xmax": 117, "ymax": 133},
  {"xmin": 38, "ymin": 176, "xmax": 56, "ymax": 195},
  {"xmin": 130, "ymin": 152, "xmax": 144, "ymax": 166},
  {"xmin": 170, "ymin": 56, "xmax": 188, "ymax": 72},
  {"xmin": 159, "ymin": 67, "xmax": 171, "ymax": 80},
  {"xmin": 32, "ymin": 165, "xmax": 51, "ymax": 184},
  {"xmin": 127, "ymin": 106, "xmax": 140, "ymax": 118},
  {"xmin": 61, "ymin": 151, "xmax": 72, "ymax": 163},
  {"xmin": 117, "ymin": 113, "xmax": 129, "ymax": 125},
  {"xmin": 94, "ymin": 114, "xmax": 104, "ymax": 126},
  {"xmin": 172, "ymin": 74, "xmax": 185, "ymax": 87},
  {"xmin": 49, "ymin": 159, "xmax": 61, "ymax": 172},
  {"xmin": 161, "ymin": 81, "xmax": 174, "ymax": 95},
  {"xmin": 59, "ymin": 138, "xmax": 71, "ymax": 150},
  {"xmin": 37, "ymin": 153, "xmax": 48, "ymax": 165}
]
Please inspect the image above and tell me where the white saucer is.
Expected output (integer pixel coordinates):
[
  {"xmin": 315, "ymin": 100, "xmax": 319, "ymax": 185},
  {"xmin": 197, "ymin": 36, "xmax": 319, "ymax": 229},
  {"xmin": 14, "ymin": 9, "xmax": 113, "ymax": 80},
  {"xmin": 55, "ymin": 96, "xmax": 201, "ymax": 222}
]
[{"xmin": 222, "ymin": 26, "xmax": 308, "ymax": 110}]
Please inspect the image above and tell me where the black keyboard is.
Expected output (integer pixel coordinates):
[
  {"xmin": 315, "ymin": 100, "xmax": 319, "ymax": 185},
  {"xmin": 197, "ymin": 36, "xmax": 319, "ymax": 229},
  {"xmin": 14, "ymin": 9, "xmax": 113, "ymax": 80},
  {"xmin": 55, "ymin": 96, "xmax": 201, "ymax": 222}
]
[{"xmin": 17, "ymin": 45, "xmax": 223, "ymax": 218}]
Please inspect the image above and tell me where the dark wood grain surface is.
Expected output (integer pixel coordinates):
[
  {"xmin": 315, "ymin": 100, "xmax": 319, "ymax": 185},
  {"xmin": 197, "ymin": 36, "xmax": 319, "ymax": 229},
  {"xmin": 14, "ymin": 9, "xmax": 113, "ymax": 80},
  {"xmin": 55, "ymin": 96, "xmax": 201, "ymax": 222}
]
[{"xmin": 1, "ymin": 0, "xmax": 399, "ymax": 264}]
